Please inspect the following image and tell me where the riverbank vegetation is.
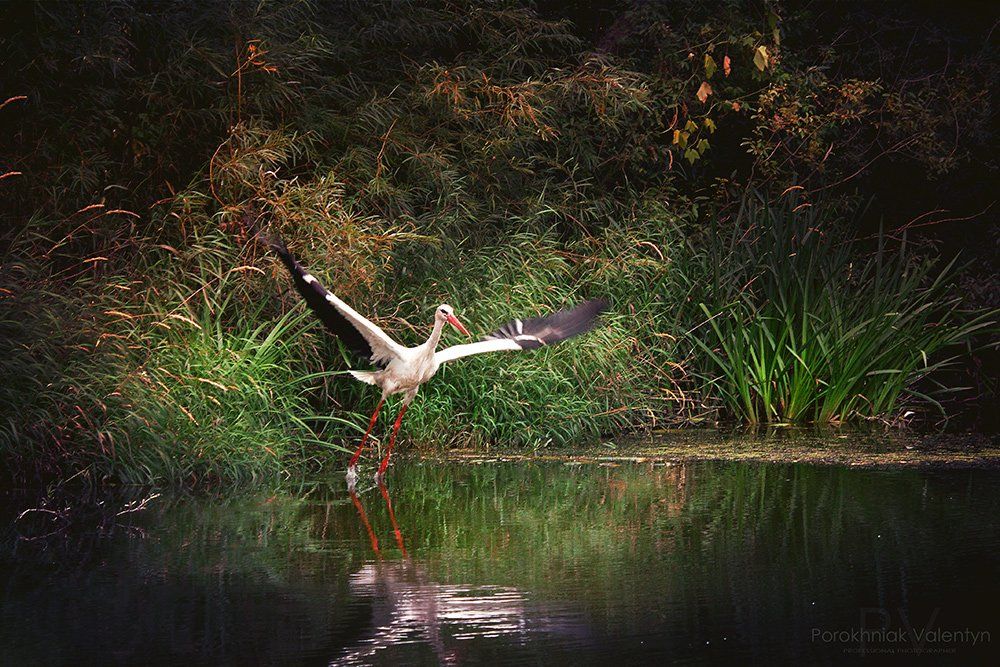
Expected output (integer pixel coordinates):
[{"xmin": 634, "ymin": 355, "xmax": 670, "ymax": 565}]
[{"xmin": 1, "ymin": 1, "xmax": 996, "ymax": 484}]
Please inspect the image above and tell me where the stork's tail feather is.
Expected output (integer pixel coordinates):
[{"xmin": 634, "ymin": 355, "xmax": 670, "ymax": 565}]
[{"xmin": 348, "ymin": 370, "xmax": 380, "ymax": 385}]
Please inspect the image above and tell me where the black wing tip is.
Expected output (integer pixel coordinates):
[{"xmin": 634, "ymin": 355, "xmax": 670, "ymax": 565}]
[
  {"xmin": 265, "ymin": 233, "xmax": 380, "ymax": 367},
  {"xmin": 550, "ymin": 298, "xmax": 610, "ymax": 319},
  {"xmin": 239, "ymin": 209, "xmax": 287, "ymax": 256},
  {"xmin": 263, "ymin": 232, "xmax": 298, "ymax": 275},
  {"xmin": 555, "ymin": 297, "xmax": 609, "ymax": 339},
  {"xmin": 485, "ymin": 297, "xmax": 610, "ymax": 349},
  {"xmin": 264, "ymin": 232, "xmax": 290, "ymax": 257},
  {"xmin": 580, "ymin": 298, "xmax": 610, "ymax": 316}
]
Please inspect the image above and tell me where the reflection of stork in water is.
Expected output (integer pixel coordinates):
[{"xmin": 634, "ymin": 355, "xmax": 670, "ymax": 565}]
[
  {"xmin": 349, "ymin": 484, "xmax": 407, "ymax": 559},
  {"xmin": 338, "ymin": 485, "xmax": 588, "ymax": 665}
]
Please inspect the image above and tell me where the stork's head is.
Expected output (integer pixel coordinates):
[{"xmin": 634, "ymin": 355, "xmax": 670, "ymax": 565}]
[{"xmin": 436, "ymin": 304, "xmax": 470, "ymax": 337}]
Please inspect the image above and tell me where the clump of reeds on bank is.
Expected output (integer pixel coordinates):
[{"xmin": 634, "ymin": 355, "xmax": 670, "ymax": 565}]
[{"xmin": 681, "ymin": 196, "xmax": 997, "ymax": 424}]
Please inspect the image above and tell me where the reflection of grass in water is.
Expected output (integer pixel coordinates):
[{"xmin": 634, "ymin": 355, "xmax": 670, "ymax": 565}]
[
  {"xmin": 352, "ymin": 461, "xmax": 999, "ymax": 630},
  {"xmin": 5, "ymin": 462, "xmax": 994, "ymax": 588},
  {"xmin": 0, "ymin": 488, "xmax": 358, "ymax": 664},
  {"xmin": 299, "ymin": 463, "xmax": 996, "ymax": 613},
  {"xmin": 3, "ymin": 462, "xmax": 998, "ymax": 662}
]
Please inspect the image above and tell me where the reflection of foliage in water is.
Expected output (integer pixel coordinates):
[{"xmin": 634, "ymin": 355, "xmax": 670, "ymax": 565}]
[
  {"xmin": 0, "ymin": 488, "xmax": 358, "ymax": 664},
  {"xmin": 3, "ymin": 460, "xmax": 998, "ymax": 663}
]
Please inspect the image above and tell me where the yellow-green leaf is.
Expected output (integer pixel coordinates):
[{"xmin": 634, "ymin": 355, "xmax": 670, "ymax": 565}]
[
  {"xmin": 754, "ymin": 45, "xmax": 769, "ymax": 71},
  {"xmin": 704, "ymin": 54, "xmax": 717, "ymax": 79},
  {"xmin": 678, "ymin": 131, "xmax": 688, "ymax": 148},
  {"xmin": 703, "ymin": 118, "xmax": 716, "ymax": 133},
  {"xmin": 684, "ymin": 148, "xmax": 699, "ymax": 164},
  {"xmin": 685, "ymin": 119, "xmax": 698, "ymax": 132},
  {"xmin": 696, "ymin": 138, "xmax": 710, "ymax": 153}
]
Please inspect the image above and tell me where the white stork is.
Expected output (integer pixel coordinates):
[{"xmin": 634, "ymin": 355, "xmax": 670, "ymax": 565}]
[{"xmin": 267, "ymin": 234, "xmax": 607, "ymax": 486}]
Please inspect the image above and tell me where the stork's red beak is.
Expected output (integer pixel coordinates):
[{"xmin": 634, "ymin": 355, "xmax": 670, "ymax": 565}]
[{"xmin": 446, "ymin": 314, "xmax": 471, "ymax": 337}]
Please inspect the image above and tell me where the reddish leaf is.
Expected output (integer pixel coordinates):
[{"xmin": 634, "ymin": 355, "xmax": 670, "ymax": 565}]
[
  {"xmin": 696, "ymin": 81, "xmax": 713, "ymax": 103},
  {"xmin": 723, "ymin": 55, "xmax": 731, "ymax": 77}
]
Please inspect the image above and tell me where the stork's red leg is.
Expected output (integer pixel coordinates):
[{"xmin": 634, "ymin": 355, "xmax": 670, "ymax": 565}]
[
  {"xmin": 377, "ymin": 403, "xmax": 409, "ymax": 477},
  {"xmin": 349, "ymin": 397, "xmax": 385, "ymax": 469}
]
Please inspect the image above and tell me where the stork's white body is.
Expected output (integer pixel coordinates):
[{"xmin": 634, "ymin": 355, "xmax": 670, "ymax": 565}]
[
  {"xmin": 307, "ymin": 279, "xmax": 522, "ymax": 400},
  {"xmin": 347, "ymin": 323, "xmax": 445, "ymax": 401}
]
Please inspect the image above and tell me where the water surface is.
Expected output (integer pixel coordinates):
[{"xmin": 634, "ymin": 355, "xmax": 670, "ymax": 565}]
[{"xmin": 2, "ymin": 460, "xmax": 998, "ymax": 665}]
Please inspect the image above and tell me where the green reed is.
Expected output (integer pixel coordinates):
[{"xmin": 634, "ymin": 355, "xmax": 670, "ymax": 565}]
[{"xmin": 683, "ymin": 197, "xmax": 996, "ymax": 423}]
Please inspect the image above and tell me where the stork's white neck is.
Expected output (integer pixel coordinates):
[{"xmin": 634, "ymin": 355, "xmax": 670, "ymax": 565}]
[{"xmin": 424, "ymin": 317, "xmax": 446, "ymax": 351}]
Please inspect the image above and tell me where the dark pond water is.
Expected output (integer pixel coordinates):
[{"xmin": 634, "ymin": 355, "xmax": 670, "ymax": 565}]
[{"xmin": 2, "ymin": 460, "xmax": 998, "ymax": 665}]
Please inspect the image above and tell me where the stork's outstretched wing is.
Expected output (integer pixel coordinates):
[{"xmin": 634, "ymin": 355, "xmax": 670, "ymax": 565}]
[
  {"xmin": 268, "ymin": 235, "xmax": 404, "ymax": 368},
  {"xmin": 435, "ymin": 299, "xmax": 608, "ymax": 364}
]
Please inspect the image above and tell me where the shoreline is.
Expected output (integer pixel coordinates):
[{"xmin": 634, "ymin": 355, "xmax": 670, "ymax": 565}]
[{"xmin": 417, "ymin": 431, "xmax": 1000, "ymax": 470}]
